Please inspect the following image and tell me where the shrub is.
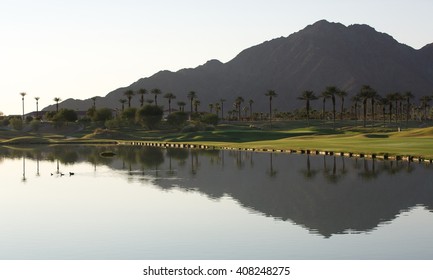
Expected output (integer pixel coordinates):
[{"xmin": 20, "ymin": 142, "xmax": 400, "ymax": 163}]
[
  {"xmin": 121, "ymin": 108, "xmax": 137, "ymax": 123},
  {"xmin": 201, "ymin": 113, "xmax": 219, "ymax": 126},
  {"xmin": 167, "ymin": 111, "xmax": 188, "ymax": 128},
  {"xmin": 30, "ymin": 119, "xmax": 41, "ymax": 131},
  {"xmin": 136, "ymin": 105, "xmax": 163, "ymax": 129},
  {"xmin": 9, "ymin": 118, "xmax": 23, "ymax": 130},
  {"xmin": 93, "ymin": 108, "xmax": 113, "ymax": 122}
]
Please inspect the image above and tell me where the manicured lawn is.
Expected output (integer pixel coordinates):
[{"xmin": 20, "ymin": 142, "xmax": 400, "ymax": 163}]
[{"xmin": 1, "ymin": 120, "xmax": 433, "ymax": 158}]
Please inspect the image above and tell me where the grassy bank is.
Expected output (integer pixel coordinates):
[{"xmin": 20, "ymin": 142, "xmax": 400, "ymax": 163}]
[{"xmin": 1, "ymin": 120, "xmax": 433, "ymax": 158}]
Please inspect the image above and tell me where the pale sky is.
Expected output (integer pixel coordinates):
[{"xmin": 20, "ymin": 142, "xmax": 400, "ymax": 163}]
[{"xmin": 1, "ymin": 0, "xmax": 432, "ymax": 116}]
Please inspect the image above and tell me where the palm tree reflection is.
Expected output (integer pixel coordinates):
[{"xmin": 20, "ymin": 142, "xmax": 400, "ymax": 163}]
[{"xmin": 266, "ymin": 153, "xmax": 278, "ymax": 177}]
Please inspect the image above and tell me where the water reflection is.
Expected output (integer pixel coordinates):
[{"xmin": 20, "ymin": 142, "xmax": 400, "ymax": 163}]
[{"xmin": 1, "ymin": 145, "xmax": 433, "ymax": 238}]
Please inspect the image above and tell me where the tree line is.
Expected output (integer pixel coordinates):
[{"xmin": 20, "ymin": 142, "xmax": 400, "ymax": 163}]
[{"xmin": 5, "ymin": 85, "xmax": 433, "ymax": 131}]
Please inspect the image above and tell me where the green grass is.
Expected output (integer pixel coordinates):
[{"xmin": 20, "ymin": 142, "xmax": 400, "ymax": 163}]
[{"xmin": 2, "ymin": 120, "xmax": 433, "ymax": 158}]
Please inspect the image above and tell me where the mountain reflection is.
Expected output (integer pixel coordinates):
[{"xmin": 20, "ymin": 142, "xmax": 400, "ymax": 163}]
[{"xmin": 2, "ymin": 145, "xmax": 433, "ymax": 238}]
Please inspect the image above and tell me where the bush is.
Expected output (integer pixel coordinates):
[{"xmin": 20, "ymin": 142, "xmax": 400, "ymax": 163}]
[
  {"xmin": 121, "ymin": 108, "xmax": 137, "ymax": 123},
  {"xmin": 2, "ymin": 118, "xmax": 10, "ymax": 127},
  {"xmin": 93, "ymin": 108, "xmax": 113, "ymax": 122},
  {"xmin": 105, "ymin": 118, "xmax": 128, "ymax": 129},
  {"xmin": 167, "ymin": 111, "xmax": 188, "ymax": 128},
  {"xmin": 9, "ymin": 118, "xmax": 23, "ymax": 130},
  {"xmin": 181, "ymin": 124, "xmax": 199, "ymax": 133},
  {"xmin": 30, "ymin": 120, "xmax": 41, "ymax": 131},
  {"xmin": 52, "ymin": 109, "xmax": 78, "ymax": 123},
  {"xmin": 136, "ymin": 105, "xmax": 163, "ymax": 129},
  {"xmin": 201, "ymin": 113, "xmax": 219, "ymax": 126}
]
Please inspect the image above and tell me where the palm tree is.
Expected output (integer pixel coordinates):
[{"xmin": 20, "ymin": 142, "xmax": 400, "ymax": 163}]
[
  {"xmin": 359, "ymin": 85, "xmax": 376, "ymax": 127},
  {"xmin": 208, "ymin": 103, "xmax": 214, "ymax": 114},
  {"xmin": 393, "ymin": 92, "xmax": 402, "ymax": 123},
  {"xmin": 248, "ymin": 99, "xmax": 254, "ymax": 120},
  {"xmin": 163, "ymin": 92, "xmax": 176, "ymax": 114},
  {"xmin": 265, "ymin": 90, "xmax": 277, "ymax": 126},
  {"xmin": 377, "ymin": 96, "xmax": 388, "ymax": 124},
  {"xmin": 215, "ymin": 102, "xmax": 221, "ymax": 117},
  {"xmin": 20, "ymin": 92, "xmax": 26, "ymax": 120},
  {"xmin": 138, "ymin": 88, "xmax": 147, "ymax": 107},
  {"xmin": 235, "ymin": 96, "xmax": 244, "ymax": 121},
  {"xmin": 91, "ymin": 96, "xmax": 97, "ymax": 109},
  {"xmin": 403, "ymin": 91, "xmax": 414, "ymax": 126},
  {"xmin": 420, "ymin": 95, "xmax": 432, "ymax": 120},
  {"xmin": 119, "ymin": 99, "xmax": 127, "ymax": 111},
  {"xmin": 177, "ymin": 101, "xmax": 186, "ymax": 112},
  {"xmin": 124, "ymin": 90, "xmax": 134, "ymax": 108},
  {"xmin": 242, "ymin": 106, "xmax": 249, "ymax": 118},
  {"xmin": 324, "ymin": 86, "xmax": 339, "ymax": 127},
  {"xmin": 219, "ymin": 98, "xmax": 226, "ymax": 120},
  {"xmin": 53, "ymin": 97, "xmax": 61, "ymax": 112},
  {"xmin": 370, "ymin": 92, "xmax": 380, "ymax": 125},
  {"xmin": 385, "ymin": 93, "xmax": 396, "ymax": 123},
  {"xmin": 351, "ymin": 94, "xmax": 361, "ymax": 120},
  {"xmin": 298, "ymin": 90, "xmax": 318, "ymax": 125},
  {"xmin": 336, "ymin": 90, "xmax": 348, "ymax": 121},
  {"xmin": 320, "ymin": 90, "xmax": 331, "ymax": 120},
  {"xmin": 34, "ymin": 97, "xmax": 40, "ymax": 119},
  {"xmin": 187, "ymin": 91, "xmax": 197, "ymax": 115},
  {"xmin": 151, "ymin": 88, "xmax": 162, "ymax": 106},
  {"xmin": 193, "ymin": 98, "xmax": 200, "ymax": 113}
]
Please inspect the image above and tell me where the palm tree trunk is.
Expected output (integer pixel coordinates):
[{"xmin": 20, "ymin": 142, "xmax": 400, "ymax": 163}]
[
  {"xmin": 363, "ymin": 99, "xmax": 367, "ymax": 127},
  {"xmin": 340, "ymin": 97, "xmax": 344, "ymax": 121},
  {"xmin": 269, "ymin": 97, "xmax": 272, "ymax": 127},
  {"xmin": 332, "ymin": 96, "xmax": 336, "ymax": 128},
  {"xmin": 322, "ymin": 99, "xmax": 326, "ymax": 120}
]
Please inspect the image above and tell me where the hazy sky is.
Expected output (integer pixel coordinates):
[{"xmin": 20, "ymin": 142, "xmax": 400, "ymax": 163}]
[{"xmin": 1, "ymin": 0, "xmax": 432, "ymax": 115}]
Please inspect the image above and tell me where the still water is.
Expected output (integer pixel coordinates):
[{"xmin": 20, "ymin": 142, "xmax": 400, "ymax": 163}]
[{"xmin": 1, "ymin": 145, "xmax": 433, "ymax": 260}]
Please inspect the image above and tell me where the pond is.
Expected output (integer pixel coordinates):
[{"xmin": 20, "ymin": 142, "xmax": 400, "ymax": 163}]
[{"xmin": 1, "ymin": 145, "xmax": 433, "ymax": 260}]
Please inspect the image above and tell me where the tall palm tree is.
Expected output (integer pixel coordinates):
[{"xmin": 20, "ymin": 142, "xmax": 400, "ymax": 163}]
[
  {"xmin": 298, "ymin": 90, "xmax": 318, "ymax": 125},
  {"xmin": 420, "ymin": 95, "xmax": 432, "ymax": 120},
  {"xmin": 359, "ymin": 85, "xmax": 376, "ymax": 127},
  {"xmin": 151, "ymin": 88, "xmax": 162, "ymax": 106},
  {"xmin": 336, "ymin": 90, "xmax": 348, "ymax": 121},
  {"xmin": 385, "ymin": 93, "xmax": 396, "ymax": 123},
  {"xmin": 215, "ymin": 102, "xmax": 221, "ymax": 117},
  {"xmin": 351, "ymin": 94, "xmax": 361, "ymax": 120},
  {"xmin": 235, "ymin": 96, "xmax": 244, "ymax": 121},
  {"xmin": 163, "ymin": 92, "xmax": 176, "ymax": 114},
  {"xmin": 34, "ymin": 97, "xmax": 40, "ymax": 119},
  {"xmin": 219, "ymin": 98, "xmax": 226, "ymax": 120},
  {"xmin": 138, "ymin": 88, "xmax": 147, "ymax": 107},
  {"xmin": 91, "ymin": 96, "xmax": 97, "ymax": 109},
  {"xmin": 208, "ymin": 103, "xmax": 214, "ymax": 114},
  {"xmin": 193, "ymin": 98, "xmax": 200, "ymax": 113},
  {"xmin": 324, "ymin": 86, "xmax": 339, "ymax": 127},
  {"xmin": 320, "ymin": 90, "xmax": 331, "ymax": 120},
  {"xmin": 53, "ymin": 97, "xmax": 61, "ymax": 113},
  {"xmin": 187, "ymin": 91, "xmax": 197, "ymax": 115},
  {"xmin": 265, "ymin": 90, "xmax": 277, "ymax": 126},
  {"xmin": 177, "ymin": 101, "xmax": 186, "ymax": 112},
  {"xmin": 370, "ymin": 92, "xmax": 380, "ymax": 125},
  {"xmin": 124, "ymin": 90, "xmax": 134, "ymax": 108},
  {"xmin": 393, "ymin": 92, "xmax": 402, "ymax": 123},
  {"xmin": 119, "ymin": 99, "xmax": 127, "ymax": 112},
  {"xmin": 403, "ymin": 91, "xmax": 414, "ymax": 126},
  {"xmin": 377, "ymin": 96, "xmax": 388, "ymax": 124},
  {"xmin": 248, "ymin": 99, "xmax": 254, "ymax": 120},
  {"xmin": 20, "ymin": 92, "xmax": 26, "ymax": 120}
]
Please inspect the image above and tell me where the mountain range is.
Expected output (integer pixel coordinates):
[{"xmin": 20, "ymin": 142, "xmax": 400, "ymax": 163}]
[{"xmin": 43, "ymin": 20, "xmax": 433, "ymax": 113}]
